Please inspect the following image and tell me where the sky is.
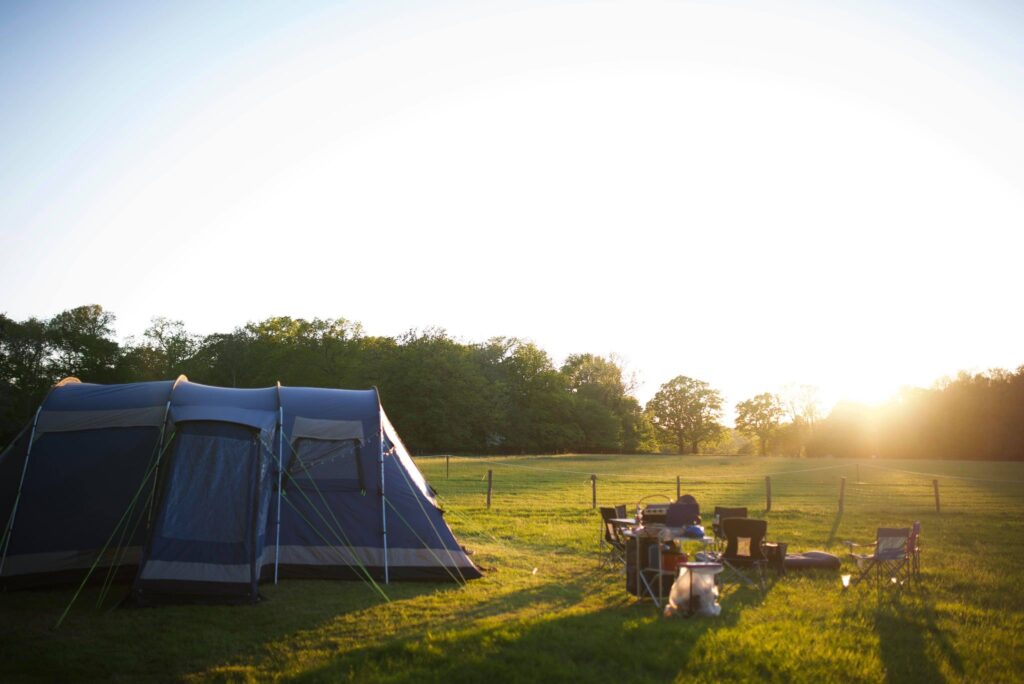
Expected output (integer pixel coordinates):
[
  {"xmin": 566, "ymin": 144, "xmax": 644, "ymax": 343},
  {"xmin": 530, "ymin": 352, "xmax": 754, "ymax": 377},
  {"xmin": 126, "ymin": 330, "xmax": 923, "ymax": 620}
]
[{"xmin": 2, "ymin": 0, "xmax": 1023, "ymax": 415}]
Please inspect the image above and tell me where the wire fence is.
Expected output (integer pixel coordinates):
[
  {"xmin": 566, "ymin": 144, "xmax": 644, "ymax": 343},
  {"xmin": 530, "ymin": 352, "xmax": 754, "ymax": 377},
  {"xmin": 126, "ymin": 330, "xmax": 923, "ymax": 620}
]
[{"xmin": 415, "ymin": 454, "xmax": 1024, "ymax": 519}]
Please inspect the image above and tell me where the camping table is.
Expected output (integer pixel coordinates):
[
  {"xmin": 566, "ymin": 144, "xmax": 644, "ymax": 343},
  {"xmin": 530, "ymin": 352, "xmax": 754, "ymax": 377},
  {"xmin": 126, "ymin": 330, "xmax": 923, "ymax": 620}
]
[
  {"xmin": 677, "ymin": 536, "xmax": 717, "ymax": 555},
  {"xmin": 622, "ymin": 526, "xmax": 662, "ymax": 598}
]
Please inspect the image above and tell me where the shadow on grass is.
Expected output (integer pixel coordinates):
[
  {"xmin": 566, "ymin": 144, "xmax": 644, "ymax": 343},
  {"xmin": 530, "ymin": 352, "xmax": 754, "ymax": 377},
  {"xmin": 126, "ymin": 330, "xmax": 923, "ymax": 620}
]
[
  {"xmin": 282, "ymin": 585, "xmax": 765, "ymax": 683},
  {"xmin": 825, "ymin": 510, "xmax": 843, "ymax": 548},
  {"xmin": 184, "ymin": 568, "xmax": 770, "ymax": 682},
  {"xmin": 870, "ymin": 586, "xmax": 963, "ymax": 683},
  {"xmin": 0, "ymin": 578, "xmax": 440, "ymax": 682}
]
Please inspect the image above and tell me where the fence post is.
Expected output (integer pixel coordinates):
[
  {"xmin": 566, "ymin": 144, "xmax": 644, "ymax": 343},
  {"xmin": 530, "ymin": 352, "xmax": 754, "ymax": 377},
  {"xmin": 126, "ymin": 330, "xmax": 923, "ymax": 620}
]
[
  {"xmin": 676, "ymin": 475, "xmax": 681, "ymax": 500},
  {"xmin": 765, "ymin": 476, "xmax": 772, "ymax": 512},
  {"xmin": 591, "ymin": 474, "xmax": 597, "ymax": 509},
  {"xmin": 839, "ymin": 477, "xmax": 846, "ymax": 513},
  {"xmin": 446, "ymin": 454, "xmax": 450, "ymax": 480},
  {"xmin": 486, "ymin": 469, "xmax": 493, "ymax": 509},
  {"xmin": 933, "ymin": 479, "xmax": 940, "ymax": 513}
]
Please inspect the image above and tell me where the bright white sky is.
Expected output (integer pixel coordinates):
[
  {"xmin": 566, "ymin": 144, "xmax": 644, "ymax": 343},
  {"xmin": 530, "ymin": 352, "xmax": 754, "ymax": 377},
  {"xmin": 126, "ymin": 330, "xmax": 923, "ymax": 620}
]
[{"xmin": 2, "ymin": 0, "xmax": 1022, "ymax": 416}]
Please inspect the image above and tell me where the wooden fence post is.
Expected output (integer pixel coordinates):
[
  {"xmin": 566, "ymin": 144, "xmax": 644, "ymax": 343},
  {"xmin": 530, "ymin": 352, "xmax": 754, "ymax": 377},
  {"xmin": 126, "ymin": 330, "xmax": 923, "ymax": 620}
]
[
  {"xmin": 676, "ymin": 475, "xmax": 681, "ymax": 500},
  {"xmin": 591, "ymin": 474, "xmax": 597, "ymax": 509},
  {"xmin": 765, "ymin": 476, "xmax": 772, "ymax": 512},
  {"xmin": 839, "ymin": 477, "xmax": 846, "ymax": 513},
  {"xmin": 446, "ymin": 454, "xmax": 450, "ymax": 480},
  {"xmin": 486, "ymin": 469, "xmax": 493, "ymax": 509},
  {"xmin": 933, "ymin": 479, "xmax": 940, "ymax": 513}
]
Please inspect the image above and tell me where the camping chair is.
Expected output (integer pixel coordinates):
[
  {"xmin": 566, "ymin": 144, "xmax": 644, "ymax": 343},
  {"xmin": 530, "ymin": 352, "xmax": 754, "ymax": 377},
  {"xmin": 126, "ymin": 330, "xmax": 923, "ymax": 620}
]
[
  {"xmin": 843, "ymin": 527, "xmax": 914, "ymax": 589},
  {"xmin": 712, "ymin": 507, "xmax": 748, "ymax": 540},
  {"xmin": 718, "ymin": 517, "xmax": 768, "ymax": 592},
  {"xmin": 599, "ymin": 507, "xmax": 628, "ymax": 570}
]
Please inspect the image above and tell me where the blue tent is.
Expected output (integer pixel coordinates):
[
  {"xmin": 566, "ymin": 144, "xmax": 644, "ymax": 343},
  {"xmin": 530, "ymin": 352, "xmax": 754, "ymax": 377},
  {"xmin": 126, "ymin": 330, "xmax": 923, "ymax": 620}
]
[{"xmin": 0, "ymin": 378, "xmax": 480, "ymax": 604}]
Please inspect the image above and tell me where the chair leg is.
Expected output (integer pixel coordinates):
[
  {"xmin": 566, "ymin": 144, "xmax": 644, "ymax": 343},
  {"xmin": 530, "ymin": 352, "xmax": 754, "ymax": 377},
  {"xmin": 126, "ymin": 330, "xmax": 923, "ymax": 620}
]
[
  {"xmin": 849, "ymin": 560, "xmax": 875, "ymax": 588},
  {"xmin": 721, "ymin": 560, "xmax": 761, "ymax": 593}
]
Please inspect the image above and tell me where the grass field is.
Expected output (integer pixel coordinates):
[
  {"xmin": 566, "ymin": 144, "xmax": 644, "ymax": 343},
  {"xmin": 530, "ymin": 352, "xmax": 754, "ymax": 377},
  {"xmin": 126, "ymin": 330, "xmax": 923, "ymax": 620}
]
[{"xmin": 1, "ymin": 455, "xmax": 1023, "ymax": 682}]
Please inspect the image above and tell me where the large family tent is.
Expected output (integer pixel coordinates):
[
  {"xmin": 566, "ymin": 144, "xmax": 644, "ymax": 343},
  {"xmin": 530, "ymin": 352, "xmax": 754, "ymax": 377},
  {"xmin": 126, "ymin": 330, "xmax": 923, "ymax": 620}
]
[{"xmin": 0, "ymin": 377, "xmax": 480, "ymax": 604}]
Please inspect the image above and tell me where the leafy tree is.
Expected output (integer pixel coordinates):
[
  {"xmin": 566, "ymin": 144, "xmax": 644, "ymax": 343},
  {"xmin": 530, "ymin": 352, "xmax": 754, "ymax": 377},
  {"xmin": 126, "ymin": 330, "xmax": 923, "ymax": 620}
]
[
  {"xmin": 735, "ymin": 392, "xmax": 784, "ymax": 456},
  {"xmin": 187, "ymin": 330, "xmax": 254, "ymax": 387},
  {"xmin": 46, "ymin": 305, "xmax": 121, "ymax": 382},
  {"xmin": 702, "ymin": 428, "xmax": 755, "ymax": 456},
  {"xmin": 498, "ymin": 339, "xmax": 579, "ymax": 453},
  {"xmin": 781, "ymin": 384, "xmax": 822, "ymax": 426},
  {"xmin": 120, "ymin": 317, "xmax": 200, "ymax": 381},
  {"xmin": 375, "ymin": 328, "xmax": 498, "ymax": 453},
  {"xmin": 806, "ymin": 401, "xmax": 877, "ymax": 459},
  {"xmin": 561, "ymin": 354, "xmax": 626, "ymax": 405},
  {"xmin": 566, "ymin": 397, "xmax": 619, "ymax": 452},
  {"xmin": 561, "ymin": 354, "xmax": 631, "ymax": 452},
  {"xmin": 0, "ymin": 314, "xmax": 54, "ymax": 443},
  {"xmin": 619, "ymin": 397, "xmax": 660, "ymax": 453},
  {"xmin": 645, "ymin": 376, "xmax": 724, "ymax": 454}
]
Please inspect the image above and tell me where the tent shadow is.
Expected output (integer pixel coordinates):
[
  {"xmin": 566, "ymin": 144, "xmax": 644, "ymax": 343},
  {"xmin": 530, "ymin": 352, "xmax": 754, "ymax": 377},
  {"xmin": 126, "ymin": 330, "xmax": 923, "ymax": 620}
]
[{"xmin": 0, "ymin": 577, "xmax": 453, "ymax": 682}]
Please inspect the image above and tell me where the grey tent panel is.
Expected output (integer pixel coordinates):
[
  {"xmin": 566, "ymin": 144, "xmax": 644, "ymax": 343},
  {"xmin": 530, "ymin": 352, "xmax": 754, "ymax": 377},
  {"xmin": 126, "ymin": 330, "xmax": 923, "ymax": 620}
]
[
  {"xmin": 35, "ymin": 407, "xmax": 167, "ymax": 434},
  {"xmin": 291, "ymin": 417, "xmax": 364, "ymax": 443},
  {"xmin": 170, "ymin": 405, "xmax": 277, "ymax": 432}
]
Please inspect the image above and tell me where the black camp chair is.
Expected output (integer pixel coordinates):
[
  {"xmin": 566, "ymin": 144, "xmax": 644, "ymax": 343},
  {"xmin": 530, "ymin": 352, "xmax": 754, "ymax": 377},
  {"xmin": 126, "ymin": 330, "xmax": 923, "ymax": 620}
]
[
  {"xmin": 712, "ymin": 506, "xmax": 748, "ymax": 539},
  {"xmin": 599, "ymin": 506, "xmax": 628, "ymax": 570},
  {"xmin": 718, "ymin": 517, "xmax": 769, "ymax": 592},
  {"xmin": 844, "ymin": 525, "xmax": 917, "ymax": 589}
]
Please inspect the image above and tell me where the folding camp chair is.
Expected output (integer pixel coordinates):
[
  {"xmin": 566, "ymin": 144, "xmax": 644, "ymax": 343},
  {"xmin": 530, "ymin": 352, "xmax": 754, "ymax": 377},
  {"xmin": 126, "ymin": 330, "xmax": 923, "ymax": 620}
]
[
  {"xmin": 711, "ymin": 506, "xmax": 748, "ymax": 540},
  {"xmin": 843, "ymin": 526, "xmax": 914, "ymax": 589},
  {"xmin": 718, "ymin": 517, "xmax": 768, "ymax": 592},
  {"xmin": 599, "ymin": 506, "xmax": 628, "ymax": 570},
  {"xmin": 711, "ymin": 507, "xmax": 748, "ymax": 554}
]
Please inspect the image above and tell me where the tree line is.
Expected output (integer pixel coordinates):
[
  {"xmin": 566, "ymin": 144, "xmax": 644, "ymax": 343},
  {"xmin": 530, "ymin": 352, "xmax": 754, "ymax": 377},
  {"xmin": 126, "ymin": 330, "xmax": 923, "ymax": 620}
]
[
  {"xmin": 1, "ymin": 305, "xmax": 1021, "ymax": 460},
  {"xmin": 0, "ymin": 305, "xmax": 659, "ymax": 454}
]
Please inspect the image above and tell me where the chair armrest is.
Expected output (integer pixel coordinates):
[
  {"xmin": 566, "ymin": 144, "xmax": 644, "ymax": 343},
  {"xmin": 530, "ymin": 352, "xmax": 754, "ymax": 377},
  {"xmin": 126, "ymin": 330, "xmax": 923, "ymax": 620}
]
[{"xmin": 842, "ymin": 540, "xmax": 875, "ymax": 551}]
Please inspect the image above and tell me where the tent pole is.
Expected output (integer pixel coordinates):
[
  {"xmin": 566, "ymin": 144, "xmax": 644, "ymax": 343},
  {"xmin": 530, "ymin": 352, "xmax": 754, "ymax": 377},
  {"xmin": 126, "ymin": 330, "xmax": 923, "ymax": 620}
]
[
  {"xmin": 0, "ymin": 406, "xmax": 42, "ymax": 576},
  {"xmin": 380, "ymin": 416, "xmax": 389, "ymax": 584},
  {"xmin": 275, "ymin": 405, "xmax": 284, "ymax": 584},
  {"xmin": 145, "ymin": 401, "xmax": 173, "ymax": 531}
]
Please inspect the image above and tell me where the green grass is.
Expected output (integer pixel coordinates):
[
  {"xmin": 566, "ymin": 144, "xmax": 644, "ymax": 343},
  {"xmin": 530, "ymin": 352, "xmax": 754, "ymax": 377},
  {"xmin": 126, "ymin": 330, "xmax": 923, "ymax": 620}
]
[{"xmin": 2, "ymin": 455, "xmax": 1023, "ymax": 682}]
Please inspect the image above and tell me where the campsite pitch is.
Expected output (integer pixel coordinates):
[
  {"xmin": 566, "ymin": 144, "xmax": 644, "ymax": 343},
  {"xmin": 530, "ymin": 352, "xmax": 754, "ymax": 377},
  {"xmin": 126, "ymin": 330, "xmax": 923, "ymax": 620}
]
[{"xmin": 1, "ymin": 455, "xmax": 1022, "ymax": 682}]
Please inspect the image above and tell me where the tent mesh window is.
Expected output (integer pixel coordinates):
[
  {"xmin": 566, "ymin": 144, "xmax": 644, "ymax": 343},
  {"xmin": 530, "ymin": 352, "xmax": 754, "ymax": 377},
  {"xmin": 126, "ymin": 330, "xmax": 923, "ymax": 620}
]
[{"xmin": 288, "ymin": 438, "xmax": 362, "ymax": 490}]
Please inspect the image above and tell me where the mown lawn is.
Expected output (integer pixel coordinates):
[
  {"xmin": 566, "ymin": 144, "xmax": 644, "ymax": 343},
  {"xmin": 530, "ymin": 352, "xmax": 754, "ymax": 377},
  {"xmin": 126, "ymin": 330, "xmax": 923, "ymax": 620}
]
[{"xmin": 1, "ymin": 455, "xmax": 1022, "ymax": 682}]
